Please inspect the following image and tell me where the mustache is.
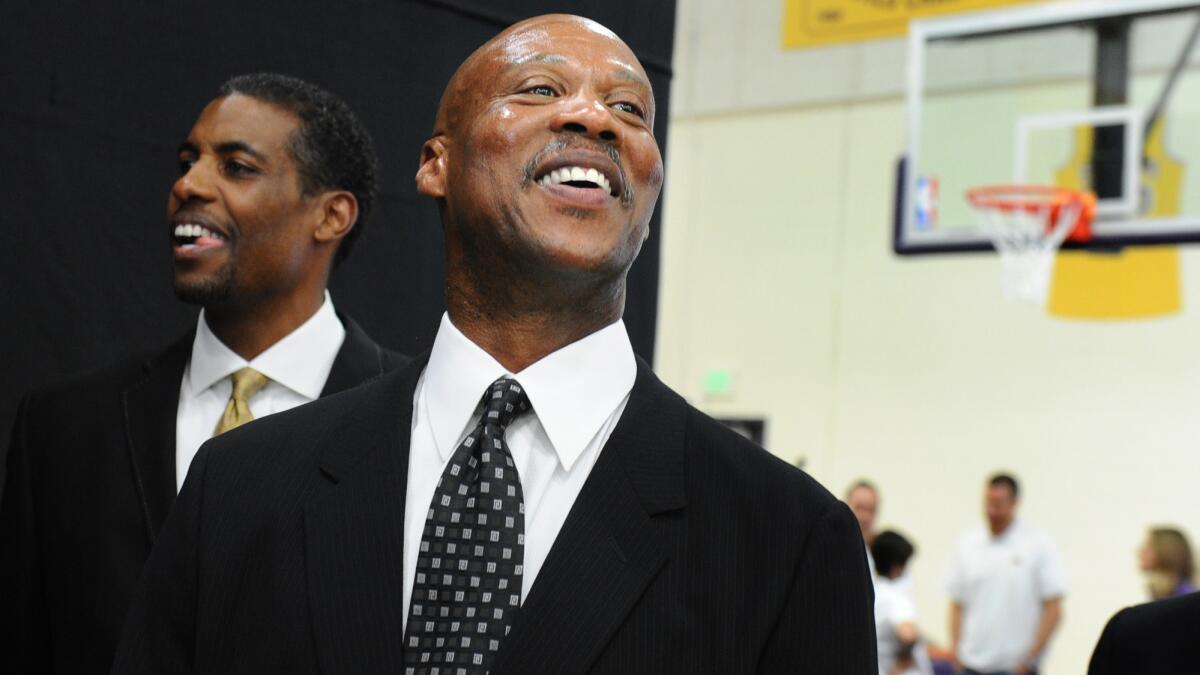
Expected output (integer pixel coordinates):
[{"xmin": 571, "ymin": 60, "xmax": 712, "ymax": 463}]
[{"xmin": 521, "ymin": 136, "xmax": 634, "ymax": 206}]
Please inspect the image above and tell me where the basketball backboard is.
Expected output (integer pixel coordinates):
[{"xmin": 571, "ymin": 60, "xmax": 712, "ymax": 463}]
[{"xmin": 896, "ymin": 0, "xmax": 1200, "ymax": 254}]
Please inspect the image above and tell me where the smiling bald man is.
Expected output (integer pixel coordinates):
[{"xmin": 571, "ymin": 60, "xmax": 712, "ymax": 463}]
[{"xmin": 111, "ymin": 16, "xmax": 875, "ymax": 674}]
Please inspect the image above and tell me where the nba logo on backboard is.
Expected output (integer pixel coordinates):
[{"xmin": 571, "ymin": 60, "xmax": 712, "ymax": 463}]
[{"xmin": 915, "ymin": 176, "xmax": 938, "ymax": 231}]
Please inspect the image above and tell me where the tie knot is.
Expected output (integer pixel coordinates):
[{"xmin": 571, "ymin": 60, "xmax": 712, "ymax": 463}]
[
  {"xmin": 481, "ymin": 377, "xmax": 531, "ymax": 430},
  {"xmin": 230, "ymin": 367, "xmax": 270, "ymax": 400}
]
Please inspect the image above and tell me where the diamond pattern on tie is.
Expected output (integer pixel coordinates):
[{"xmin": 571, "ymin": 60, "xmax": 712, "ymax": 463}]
[{"xmin": 404, "ymin": 377, "xmax": 531, "ymax": 674}]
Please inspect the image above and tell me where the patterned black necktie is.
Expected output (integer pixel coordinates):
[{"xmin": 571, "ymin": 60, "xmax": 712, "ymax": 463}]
[{"xmin": 404, "ymin": 377, "xmax": 531, "ymax": 675}]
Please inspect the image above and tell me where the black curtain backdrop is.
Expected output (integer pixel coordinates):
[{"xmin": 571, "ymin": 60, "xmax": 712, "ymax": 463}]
[{"xmin": 0, "ymin": 0, "xmax": 676, "ymax": 447}]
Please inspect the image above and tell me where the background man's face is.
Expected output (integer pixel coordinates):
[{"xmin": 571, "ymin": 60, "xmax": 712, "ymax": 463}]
[
  {"xmin": 440, "ymin": 17, "xmax": 665, "ymax": 286},
  {"xmin": 984, "ymin": 484, "xmax": 1017, "ymax": 534},
  {"xmin": 846, "ymin": 486, "xmax": 878, "ymax": 539},
  {"xmin": 170, "ymin": 94, "xmax": 316, "ymax": 307}
]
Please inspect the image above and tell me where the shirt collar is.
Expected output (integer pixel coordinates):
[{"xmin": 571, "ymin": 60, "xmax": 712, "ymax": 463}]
[
  {"xmin": 185, "ymin": 291, "xmax": 345, "ymax": 399},
  {"xmin": 990, "ymin": 519, "xmax": 1022, "ymax": 543},
  {"xmin": 421, "ymin": 312, "xmax": 637, "ymax": 472}
]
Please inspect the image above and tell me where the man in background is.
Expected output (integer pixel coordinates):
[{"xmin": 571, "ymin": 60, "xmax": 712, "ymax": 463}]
[
  {"xmin": 1, "ymin": 73, "xmax": 406, "ymax": 674},
  {"xmin": 945, "ymin": 473, "xmax": 1066, "ymax": 675},
  {"xmin": 112, "ymin": 15, "xmax": 875, "ymax": 673},
  {"xmin": 847, "ymin": 479, "xmax": 880, "ymax": 576}
]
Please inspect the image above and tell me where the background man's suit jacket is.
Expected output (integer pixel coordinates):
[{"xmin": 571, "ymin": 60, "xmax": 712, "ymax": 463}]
[
  {"xmin": 0, "ymin": 316, "xmax": 407, "ymax": 675},
  {"xmin": 112, "ymin": 354, "xmax": 877, "ymax": 674},
  {"xmin": 1088, "ymin": 592, "xmax": 1200, "ymax": 675}
]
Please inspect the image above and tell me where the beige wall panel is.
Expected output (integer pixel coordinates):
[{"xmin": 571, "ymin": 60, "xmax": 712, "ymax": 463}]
[
  {"xmin": 657, "ymin": 109, "xmax": 849, "ymax": 473},
  {"xmin": 676, "ymin": 0, "xmax": 744, "ymax": 116},
  {"xmin": 853, "ymin": 39, "xmax": 908, "ymax": 99},
  {"xmin": 677, "ymin": 0, "xmax": 906, "ymax": 117},
  {"xmin": 739, "ymin": 1, "xmax": 861, "ymax": 112},
  {"xmin": 656, "ymin": 123, "xmax": 696, "ymax": 402}
]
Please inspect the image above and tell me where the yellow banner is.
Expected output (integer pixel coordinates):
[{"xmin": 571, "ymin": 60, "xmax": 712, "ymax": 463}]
[{"xmin": 782, "ymin": 0, "xmax": 1051, "ymax": 49}]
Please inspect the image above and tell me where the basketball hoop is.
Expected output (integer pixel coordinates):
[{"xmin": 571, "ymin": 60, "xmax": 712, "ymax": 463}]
[{"xmin": 967, "ymin": 185, "xmax": 1096, "ymax": 305}]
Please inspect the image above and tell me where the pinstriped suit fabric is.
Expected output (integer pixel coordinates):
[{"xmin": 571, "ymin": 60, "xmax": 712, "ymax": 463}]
[{"xmin": 112, "ymin": 355, "xmax": 876, "ymax": 674}]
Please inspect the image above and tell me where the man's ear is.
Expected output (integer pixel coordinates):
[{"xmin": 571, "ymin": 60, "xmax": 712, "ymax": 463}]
[
  {"xmin": 416, "ymin": 136, "xmax": 448, "ymax": 198},
  {"xmin": 313, "ymin": 192, "xmax": 358, "ymax": 244}
]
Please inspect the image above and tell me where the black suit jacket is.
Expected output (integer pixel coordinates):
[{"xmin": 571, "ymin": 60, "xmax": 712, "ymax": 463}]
[
  {"xmin": 1088, "ymin": 592, "xmax": 1200, "ymax": 675},
  {"xmin": 0, "ymin": 316, "xmax": 407, "ymax": 675},
  {"xmin": 112, "ymin": 353, "xmax": 876, "ymax": 674}
]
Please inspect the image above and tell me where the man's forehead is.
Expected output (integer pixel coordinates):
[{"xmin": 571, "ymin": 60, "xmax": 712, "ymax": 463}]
[
  {"xmin": 436, "ymin": 15, "xmax": 653, "ymax": 134},
  {"xmin": 190, "ymin": 95, "xmax": 297, "ymax": 144},
  {"xmin": 494, "ymin": 14, "xmax": 622, "ymax": 54},
  {"xmin": 482, "ymin": 17, "xmax": 649, "ymax": 83},
  {"xmin": 501, "ymin": 51, "xmax": 650, "ymax": 89},
  {"xmin": 849, "ymin": 485, "xmax": 876, "ymax": 500}
]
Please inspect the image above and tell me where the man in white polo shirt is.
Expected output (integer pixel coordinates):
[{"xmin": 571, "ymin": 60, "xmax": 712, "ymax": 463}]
[{"xmin": 945, "ymin": 473, "xmax": 1066, "ymax": 675}]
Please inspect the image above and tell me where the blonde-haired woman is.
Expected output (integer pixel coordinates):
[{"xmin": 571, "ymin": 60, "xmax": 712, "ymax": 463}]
[{"xmin": 1139, "ymin": 527, "xmax": 1196, "ymax": 600}]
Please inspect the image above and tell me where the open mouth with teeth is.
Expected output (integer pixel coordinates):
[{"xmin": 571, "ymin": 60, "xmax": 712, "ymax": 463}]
[
  {"xmin": 172, "ymin": 223, "xmax": 229, "ymax": 252},
  {"xmin": 537, "ymin": 165, "xmax": 616, "ymax": 197}
]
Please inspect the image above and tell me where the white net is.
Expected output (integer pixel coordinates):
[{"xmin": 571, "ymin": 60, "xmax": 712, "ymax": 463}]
[{"xmin": 972, "ymin": 189, "xmax": 1085, "ymax": 305}]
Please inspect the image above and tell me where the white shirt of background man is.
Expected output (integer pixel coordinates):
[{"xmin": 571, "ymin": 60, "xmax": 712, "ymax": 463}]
[
  {"xmin": 944, "ymin": 519, "xmax": 1068, "ymax": 672},
  {"xmin": 175, "ymin": 291, "xmax": 345, "ymax": 490},
  {"xmin": 402, "ymin": 313, "xmax": 636, "ymax": 630}
]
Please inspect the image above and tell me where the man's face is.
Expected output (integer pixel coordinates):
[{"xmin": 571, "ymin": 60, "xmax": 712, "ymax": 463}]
[
  {"xmin": 846, "ymin": 486, "xmax": 878, "ymax": 540},
  {"xmin": 984, "ymin": 484, "xmax": 1017, "ymax": 534},
  {"xmin": 170, "ymin": 94, "xmax": 318, "ymax": 306},
  {"xmin": 429, "ymin": 16, "xmax": 665, "ymax": 286}
]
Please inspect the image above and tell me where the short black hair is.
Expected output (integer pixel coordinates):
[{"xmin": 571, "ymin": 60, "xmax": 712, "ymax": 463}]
[
  {"xmin": 218, "ymin": 73, "xmax": 377, "ymax": 264},
  {"xmin": 871, "ymin": 530, "xmax": 915, "ymax": 576},
  {"xmin": 988, "ymin": 472, "xmax": 1020, "ymax": 500}
]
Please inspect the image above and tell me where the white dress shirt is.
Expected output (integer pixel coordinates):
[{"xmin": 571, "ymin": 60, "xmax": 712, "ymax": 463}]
[
  {"xmin": 944, "ymin": 520, "xmax": 1068, "ymax": 672},
  {"xmin": 175, "ymin": 292, "xmax": 345, "ymax": 490},
  {"xmin": 402, "ymin": 313, "xmax": 636, "ymax": 629}
]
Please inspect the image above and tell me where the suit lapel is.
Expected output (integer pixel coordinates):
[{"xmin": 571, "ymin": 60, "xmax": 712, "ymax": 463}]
[
  {"xmin": 120, "ymin": 313, "xmax": 390, "ymax": 549},
  {"xmin": 304, "ymin": 355, "xmax": 428, "ymax": 675},
  {"xmin": 320, "ymin": 314, "xmax": 388, "ymax": 397},
  {"xmin": 120, "ymin": 331, "xmax": 193, "ymax": 544},
  {"xmin": 493, "ymin": 359, "xmax": 688, "ymax": 675}
]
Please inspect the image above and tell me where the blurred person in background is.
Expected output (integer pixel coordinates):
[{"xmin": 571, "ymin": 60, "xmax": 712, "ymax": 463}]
[
  {"xmin": 945, "ymin": 473, "xmax": 1066, "ymax": 675},
  {"xmin": 847, "ymin": 479, "xmax": 880, "ymax": 576},
  {"xmin": 1139, "ymin": 526, "xmax": 1195, "ymax": 600},
  {"xmin": 873, "ymin": 530, "xmax": 933, "ymax": 675}
]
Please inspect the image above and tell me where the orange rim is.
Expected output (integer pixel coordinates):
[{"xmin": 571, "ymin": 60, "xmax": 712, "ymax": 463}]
[{"xmin": 966, "ymin": 184, "xmax": 1096, "ymax": 241}]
